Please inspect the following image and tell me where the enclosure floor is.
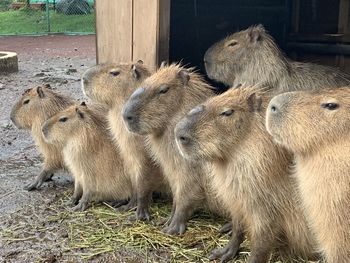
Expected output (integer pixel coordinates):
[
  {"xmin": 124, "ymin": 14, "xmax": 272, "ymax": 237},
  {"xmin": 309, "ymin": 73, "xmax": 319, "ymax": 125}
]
[{"xmin": 0, "ymin": 35, "xmax": 99, "ymax": 262}]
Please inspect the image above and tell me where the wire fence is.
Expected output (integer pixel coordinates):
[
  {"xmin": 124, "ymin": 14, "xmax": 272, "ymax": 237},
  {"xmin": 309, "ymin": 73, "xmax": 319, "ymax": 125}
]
[{"xmin": 0, "ymin": 0, "xmax": 95, "ymax": 35}]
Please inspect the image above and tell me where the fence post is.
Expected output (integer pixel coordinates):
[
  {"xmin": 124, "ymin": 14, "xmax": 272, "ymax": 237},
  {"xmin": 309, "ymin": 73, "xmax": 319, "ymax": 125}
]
[{"xmin": 46, "ymin": 0, "xmax": 50, "ymax": 32}]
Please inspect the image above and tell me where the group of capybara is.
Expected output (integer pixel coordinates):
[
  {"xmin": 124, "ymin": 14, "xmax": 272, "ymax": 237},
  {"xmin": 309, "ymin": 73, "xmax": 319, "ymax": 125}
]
[{"xmin": 10, "ymin": 25, "xmax": 350, "ymax": 262}]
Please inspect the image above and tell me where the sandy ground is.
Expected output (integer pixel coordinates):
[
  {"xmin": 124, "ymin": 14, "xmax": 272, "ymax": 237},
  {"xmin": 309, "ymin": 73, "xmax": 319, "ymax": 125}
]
[{"xmin": 0, "ymin": 35, "xmax": 122, "ymax": 262}]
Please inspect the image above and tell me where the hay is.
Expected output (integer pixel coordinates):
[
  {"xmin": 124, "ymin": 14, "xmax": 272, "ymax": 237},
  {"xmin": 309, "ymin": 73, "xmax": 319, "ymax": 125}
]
[{"xmin": 1, "ymin": 190, "xmax": 320, "ymax": 262}]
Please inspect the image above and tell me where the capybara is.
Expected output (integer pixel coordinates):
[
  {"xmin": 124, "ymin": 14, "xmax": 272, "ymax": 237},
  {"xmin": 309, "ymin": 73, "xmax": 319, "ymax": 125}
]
[
  {"xmin": 204, "ymin": 24, "xmax": 350, "ymax": 94},
  {"xmin": 82, "ymin": 61, "xmax": 166, "ymax": 220},
  {"xmin": 42, "ymin": 102, "xmax": 133, "ymax": 211},
  {"xmin": 175, "ymin": 86, "xmax": 316, "ymax": 262},
  {"xmin": 10, "ymin": 84, "xmax": 74, "ymax": 190},
  {"xmin": 122, "ymin": 63, "xmax": 225, "ymax": 235},
  {"xmin": 266, "ymin": 88, "xmax": 350, "ymax": 263}
]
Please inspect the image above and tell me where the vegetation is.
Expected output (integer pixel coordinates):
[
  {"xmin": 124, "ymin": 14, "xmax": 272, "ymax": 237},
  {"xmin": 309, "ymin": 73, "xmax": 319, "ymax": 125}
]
[{"xmin": 0, "ymin": 8, "xmax": 95, "ymax": 34}]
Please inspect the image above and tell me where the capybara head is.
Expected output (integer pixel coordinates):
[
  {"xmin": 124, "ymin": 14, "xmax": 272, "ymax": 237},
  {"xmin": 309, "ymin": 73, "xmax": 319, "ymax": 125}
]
[
  {"xmin": 204, "ymin": 24, "xmax": 284, "ymax": 86},
  {"xmin": 122, "ymin": 63, "xmax": 211, "ymax": 135},
  {"xmin": 175, "ymin": 85, "xmax": 264, "ymax": 161},
  {"xmin": 42, "ymin": 102, "xmax": 106, "ymax": 145},
  {"xmin": 10, "ymin": 84, "xmax": 72, "ymax": 129},
  {"xmin": 82, "ymin": 61, "xmax": 151, "ymax": 107},
  {"xmin": 266, "ymin": 88, "xmax": 350, "ymax": 155}
]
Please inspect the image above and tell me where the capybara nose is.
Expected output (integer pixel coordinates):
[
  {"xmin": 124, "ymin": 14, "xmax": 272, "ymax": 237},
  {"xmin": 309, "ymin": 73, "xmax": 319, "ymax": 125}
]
[
  {"xmin": 122, "ymin": 106, "xmax": 137, "ymax": 125},
  {"xmin": 270, "ymin": 104, "xmax": 278, "ymax": 113},
  {"xmin": 177, "ymin": 133, "xmax": 192, "ymax": 146},
  {"xmin": 125, "ymin": 113, "xmax": 135, "ymax": 122}
]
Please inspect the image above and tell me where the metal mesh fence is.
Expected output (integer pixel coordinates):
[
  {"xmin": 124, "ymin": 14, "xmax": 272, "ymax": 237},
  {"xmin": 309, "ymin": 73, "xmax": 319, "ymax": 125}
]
[{"xmin": 0, "ymin": 0, "xmax": 95, "ymax": 35}]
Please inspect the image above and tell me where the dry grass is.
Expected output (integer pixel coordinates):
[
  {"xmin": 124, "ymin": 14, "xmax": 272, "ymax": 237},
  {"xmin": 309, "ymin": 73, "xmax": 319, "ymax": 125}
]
[{"xmin": 1, "ymin": 190, "xmax": 320, "ymax": 262}]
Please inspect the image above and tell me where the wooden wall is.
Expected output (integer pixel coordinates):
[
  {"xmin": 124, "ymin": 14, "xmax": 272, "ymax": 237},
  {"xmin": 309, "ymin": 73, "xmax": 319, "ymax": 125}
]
[{"xmin": 95, "ymin": 0, "xmax": 170, "ymax": 70}]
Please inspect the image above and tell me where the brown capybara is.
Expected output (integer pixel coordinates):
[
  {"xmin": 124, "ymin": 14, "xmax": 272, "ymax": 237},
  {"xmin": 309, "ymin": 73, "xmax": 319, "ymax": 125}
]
[
  {"xmin": 10, "ymin": 84, "xmax": 74, "ymax": 190},
  {"xmin": 175, "ymin": 85, "xmax": 316, "ymax": 262},
  {"xmin": 42, "ymin": 102, "xmax": 133, "ymax": 211},
  {"xmin": 122, "ymin": 63, "xmax": 226, "ymax": 235},
  {"xmin": 204, "ymin": 24, "xmax": 350, "ymax": 94},
  {"xmin": 81, "ymin": 61, "xmax": 166, "ymax": 220},
  {"xmin": 266, "ymin": 88, "xmax": 350, "ymax": 263}
]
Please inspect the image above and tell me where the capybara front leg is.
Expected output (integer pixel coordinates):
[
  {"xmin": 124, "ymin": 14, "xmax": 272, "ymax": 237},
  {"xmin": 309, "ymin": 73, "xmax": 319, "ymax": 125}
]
[
  {"xmin": 24, "ymin": 168, "xmax": 54, "ymax": 191},
  {"xmin": 247, "ymin": 233, "xmax": 273, "ymax": 263},
  {"xmin": 162, "ymin": 199, "xmax": 193, "ymax": 235},
  {"xmin": 66, "ymin": 180, "xmax": 83, "ymax": 207},
  {"xmin": 209, "ymin": 221, "xmax": 244, "ymax": 262}
]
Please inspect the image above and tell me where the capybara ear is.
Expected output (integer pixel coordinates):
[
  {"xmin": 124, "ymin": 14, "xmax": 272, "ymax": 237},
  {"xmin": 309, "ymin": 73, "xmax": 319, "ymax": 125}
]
[
  {"xmin": 247, "ymin": 92, "xmax": 262, "ymax": 112},
  {"xmin": 178, "ymin": 70, "xmax": 190, "ymax": 85},
  {"xmin": 80, "ymin": 101, "xmax": 87, "ymax": 107},
  {"xmin": 160, "ymin": 61, "xmax": 167, "ymax": 68},
  {"xmin": 75, "ymin": 108, "xmax": 84, "ymax": 119},
  {"xmin": 137, "ymin": 60, "xmax": 144, "ymax": 64},
  {"xmin": 248, "ymin": 24, "xmax": 265, "ymax": 43},
  {"xmin": 131, "ymin": 64, "xmax": 140, "ymax": 79},
  {"xmin": 37, "ymin": 86, "xmax": 45, "ymax": 98},
  {"xmin": 44, "ymin": 83, "xmax": 51, "ymax": 89}
]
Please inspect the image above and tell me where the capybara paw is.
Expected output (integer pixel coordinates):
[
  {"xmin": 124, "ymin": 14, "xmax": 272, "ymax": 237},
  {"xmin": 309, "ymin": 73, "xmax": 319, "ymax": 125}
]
[
  {"xmin": 135, "ymin": 208, "xmax": 151, "ymax": 221},
  {"xmin": 162, "ymin": 222, "xmax": 186, "ymax": 235},
  {"xmin": 109, "ymin": 199, "xmax": 129, "ymax": 209},
  {"xmin": 209, "ymin": 245, "xmax": 238, "ymax": 263},
  {"xmin": 65, "ymin": 197, "xmax": 79, "ymax": 207},
  {"xmin": 115, "ymin": 201, "xmax": 137, "ymax": 212},
  {"xmin": 219, "ymin": 222, "xmax": 233, "ymax": 234},
  {"xmin": 71, "ymin": 202, "xmax": 88, "ymax": 212},
  {"xmin": 23, "ymin": 181, "xmax": 42, "ymax": 191}
]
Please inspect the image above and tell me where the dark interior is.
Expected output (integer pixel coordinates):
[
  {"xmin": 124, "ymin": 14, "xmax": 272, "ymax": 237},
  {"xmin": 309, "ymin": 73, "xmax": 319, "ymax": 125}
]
[{"xmin": 168, "ymin": 0, "xmax": 350, "ymax": 90}]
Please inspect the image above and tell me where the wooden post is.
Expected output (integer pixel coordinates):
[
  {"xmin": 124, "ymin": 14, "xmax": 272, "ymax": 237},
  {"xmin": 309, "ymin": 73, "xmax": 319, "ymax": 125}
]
[{"xmin": 95, "ymin": 0, "xmax": 170, "ymax": 70}]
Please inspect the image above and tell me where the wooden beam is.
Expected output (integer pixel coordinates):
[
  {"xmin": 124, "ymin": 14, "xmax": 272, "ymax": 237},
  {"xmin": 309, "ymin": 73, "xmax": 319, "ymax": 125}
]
[
  {"xmin": 95, "ymin": 0, "xmax": 170, "ymax": 69},
  {"xmin": 95, "ymin": 0, "xmax": 133, "ymax": 64},
  {"xmin": 338, "ymin": 0, "xmax": 350, "ymax": 34}
]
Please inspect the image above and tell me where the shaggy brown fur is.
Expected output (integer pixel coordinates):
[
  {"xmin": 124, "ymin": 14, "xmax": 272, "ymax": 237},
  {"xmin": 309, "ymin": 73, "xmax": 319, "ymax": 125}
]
[
  {"xmin": 266, "ymin": 88, "xmax": 350, "ymax": 263},
  {"xmin": 10, "ymin": 84, "xmax": 74, "ymax": 190},
  {"xmin": 204, "ymin": 24, "xmax": 350, "ymax": 94},
  {"xmin": 175, "ymin": 86, "xmax": 316, "ymax": 262},
  {"xmin": 82, "ymin": 61, "xmax": 166, "ymax": 220},
  {"xmin": 42, "ymin": 102, "xmax": 133, "ymax": 211},
  {"xmin": 122, "ymin": 64, "xmax": 225, "ymax": 234}
]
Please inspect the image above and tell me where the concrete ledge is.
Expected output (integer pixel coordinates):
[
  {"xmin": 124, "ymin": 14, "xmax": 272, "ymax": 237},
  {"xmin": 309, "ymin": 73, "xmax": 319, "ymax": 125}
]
[{"xmin": 0, "ymin": 52, "xmax": 19, "ymax": 74}]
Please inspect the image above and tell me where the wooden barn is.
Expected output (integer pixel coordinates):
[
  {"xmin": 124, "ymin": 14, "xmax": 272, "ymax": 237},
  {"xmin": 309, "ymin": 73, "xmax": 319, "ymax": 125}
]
[{"xmin": 95, "ymin": 0, "xmax": 350, "ymax": 81}]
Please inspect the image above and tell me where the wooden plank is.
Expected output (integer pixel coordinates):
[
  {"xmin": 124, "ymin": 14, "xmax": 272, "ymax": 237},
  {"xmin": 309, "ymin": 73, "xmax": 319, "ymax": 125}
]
[
  {"xmin": 133, "ymin": 0, "xmax": 170, "ymax": 70},
  {"xmin": 95, "ymin": 0, "xmax": 133, "ymax": 64},
  {"xmin": 338, "ymin": 0, "xmax": 350, "ymax": 34},
  {"xmin": 133, "ymin": 0, "xmax": 158, "ymax": 70},
  {"xmin": 157, "ymin": 0, "xmax": 171, "ymax": 66}
]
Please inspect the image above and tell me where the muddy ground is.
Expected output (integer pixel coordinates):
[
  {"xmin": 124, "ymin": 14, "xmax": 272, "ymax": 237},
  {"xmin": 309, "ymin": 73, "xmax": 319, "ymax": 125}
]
[{"xmin": 0, "ymin": 35, "xmax": 155, "ymax": 262}]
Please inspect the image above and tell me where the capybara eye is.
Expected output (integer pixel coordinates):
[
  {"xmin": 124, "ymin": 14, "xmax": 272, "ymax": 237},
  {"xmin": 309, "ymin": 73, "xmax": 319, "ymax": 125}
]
[
  {"xmin": 109, "ymin": 70, "xmax": 120, "ymax": 77},
  {"xmin": 23, "ymin": 99, "xmax": 30, "ymax": 105},
  {"xmin": 158, "ymin": 86, "xmax": 170, "ymax": 94},
  {"xmin": 228, "ymin": 41, "xmax": 238, "ymax": 47},
  {"xmin": 321, "ymin": 103, "xmax": 339, "ymax": 110},
  {"xmin": 220, "ymin": 109, "xmax": 234, "ymax": 117},
  {"xmin": 59, "ymin": 117, "xmax": 68, "ymax": 123}
]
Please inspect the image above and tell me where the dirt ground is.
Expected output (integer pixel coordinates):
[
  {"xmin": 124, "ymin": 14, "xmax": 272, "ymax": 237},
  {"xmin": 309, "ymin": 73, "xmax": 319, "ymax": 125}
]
[
  {"xmin": 0, "ymin": 35, "xmax": 233, "ymax": 263},
  {"xmin": 0, "ymin": 35, "xmax": 141, "ymax": 262}
]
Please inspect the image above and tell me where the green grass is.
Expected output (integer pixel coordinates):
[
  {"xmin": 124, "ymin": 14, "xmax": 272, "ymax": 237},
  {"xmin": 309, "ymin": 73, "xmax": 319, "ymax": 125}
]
[{"xmin": 0, "ymin": 8, "xmax": 95, "ymax": 35}]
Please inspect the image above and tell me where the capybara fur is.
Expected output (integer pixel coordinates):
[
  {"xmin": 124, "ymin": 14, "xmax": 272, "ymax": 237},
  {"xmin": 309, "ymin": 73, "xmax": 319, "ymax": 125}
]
[
  {"xmin": 204, "ymin": 24, "xmax": 350, "ymax": 94},
  {"xmin": 82, "ymin": 61, "xmax": 166, "ymax": 220},
  {"xmin": 42, "ymin": 102, "xmax": 133, "ymax": 211},
  {"xmin": 175, "ymin": 86, "xmax": 316, "ymax": 262},
  {"xmin": 10, "ymin": 84, "xmax": 74, "ymax": 190},
  {"xmin": 266, "ymin": 88, "xmax": 350, "ymax": 263},
  {"xmin": 122, "ymin": 63, "xmax": 226, "ymax": 235}
]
